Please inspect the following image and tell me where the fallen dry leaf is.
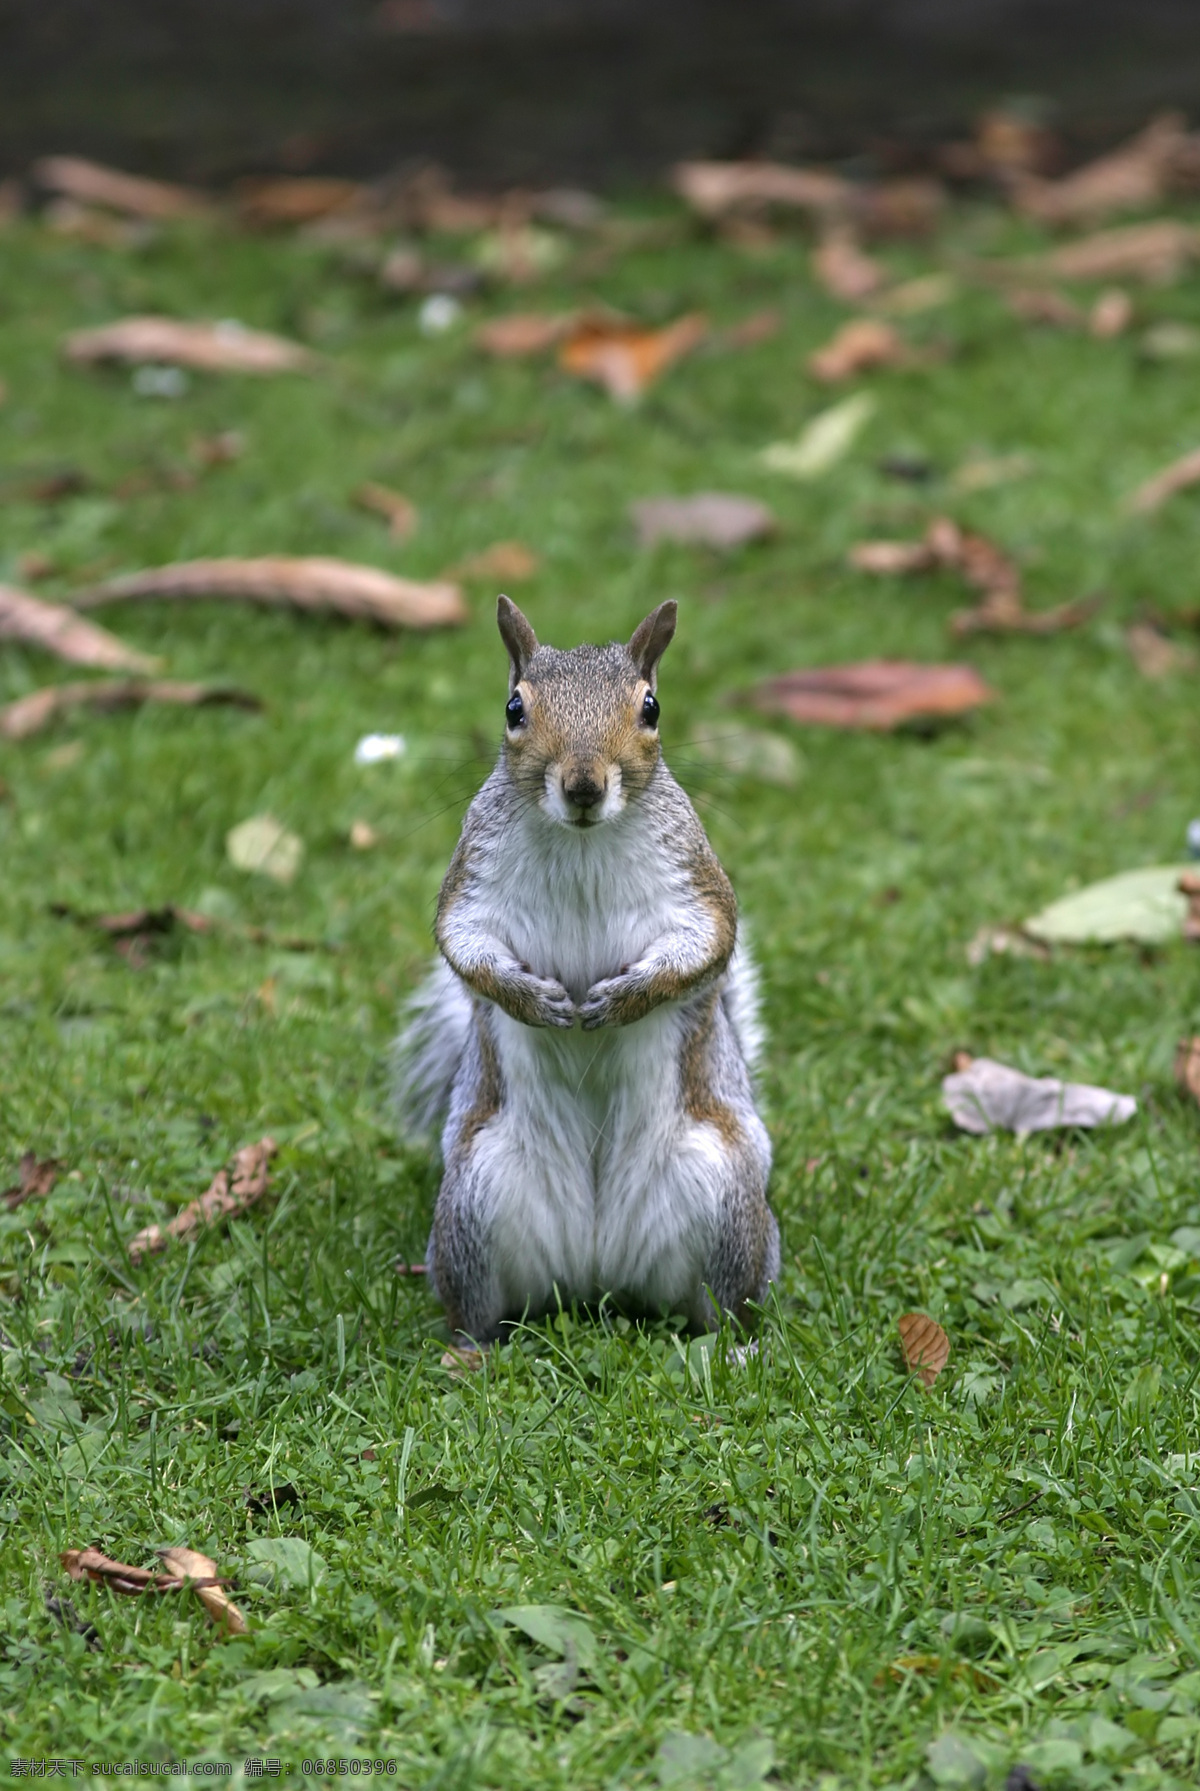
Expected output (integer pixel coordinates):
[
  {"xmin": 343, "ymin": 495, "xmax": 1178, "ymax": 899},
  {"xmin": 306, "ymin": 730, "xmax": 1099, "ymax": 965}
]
[
  {"xmin": 812, "ymin": 226, "xmax": 886, "ymax": 302},
  {"xmin": 882, "ymin": 1654, "xmax": 999, "ymax": 1692},
  {"xmin": 355, "ymin": 483, "xmax": 418, "ymax": 541},
  {"xmin": 974, "ymin": 108, "xmax": 1061, "ymax": 180},
  {"xmin": 441, "ymin": 1343, "xmax": 484, "ymax": 1378},
  {"xmin": 349, "ymin": 819, "xmax": 379, "ymax": 850},
  {"xmin": 189, "ymin": 430, "xmax": 245, "ymax": 468},
  {"xmin": 475, "ymin": 311, "xmax": 577, "ymax": 356},
  {"xmin": 942, "ymin": 1056, "xmax": 1137, "ymax": 1134},
  {"xmin": 965, "ymin": 924, "xmax": 1050, "ymax": 967},
  {"xmin": 719, "ymin": 308, "xmax": 782, "ymax": 348},
  {"xmin": 672, "ymin": 159, "xmax": 849, "ymax": 221},
  {"xmin": 952, "ymin": 453, "xmax": 1033, "ymax": 493},
  {"xmin": 558, "ymin": 313, "xmax": 706, "ymax": 402},
  {"xmin": 1090, "ymin": 288, "xmax": 1134, "ymax": 337},
  {"xmin": 51, "ymin": 900, "xmax": 326, "ymax": 957},
  {"xmin": 1007, "ymin": 286, "xmax": 1084, "ymax": 327},
  {"xmin": 234, "ymin": 176, "xmax": 364, "ymax": 227},
  {"xmin": 65, "ymin": 317, "xmax": 314, "ymax": 375},
  {"xmin": 1176, "ymin": 1037, "xmax": 1200, "ymax": 1105},
  {"xmin": 1181, "ymin": 872, "xmax": 1200, "ymax": 944},
  {"xmin": 227, "ymin": 815, "xmax": 304, "ymax": 885},
  {"xmin": 2, "ymin": 1153, "xmax": 61, "ymax": 1211},
  {"xmin": 0, "ymin": 584, "xmax": 157, "ymax": 674},
  {"xmin": 71, "ymin": 557, "xmax": 465, "ymax": 628},
  {"xmin": 897, "ymin": 1312, "xmax": 950, "ymax": 1388},
  {"xmin": 43, "ymin": 199, "xmax": 149, "ymax": 249},
  {"xmin": 159, "ymin": 1546, "xmax": 247, "ymax": 1634},
  {"xmin": 0, "ymin": 679, "xmax": 260, "ymax": 742},
  {"xmin": 1013, "ymin": 114, "xmax": 1191, "ymax": 226},
  {"xmin": 872, "ymin": 273, "xmax": 956, "ymax": 316},
  {"xmin": 1125, "ymin": 445, "xmax": 1200, "ymax": 515},
  {"xmin": 760, "ymin": 393, "xmax": 876, "ymax": 479},
  {"xmin": 128, "ymin": 1137, "xmax": 277, "ymax": 1263},
  {"xmin": 854, "ymin": 177, "xmax": 945, "ymax": 240},
  {"xmin": 446, "ymin": 541, "xmax": 540, "ymax": 583},
  {"xmin": 1031, "ymin": 219, "xmax": 1200, "ymax": 285},
  {"xmin": 33, "ymin": 156, "xmax": 212, "ymax": 221},
  {"xmin": 63, "ymin": 1547, "xmax": 181, "ymax": 1595},
  {"xmin": 631, "ymin": 493, "xmax": 776, "ymax": 551},
  {"xmin": 745, "ymin": 660, "xmax": 994, "ymax": 730},
  {"xmin": 808, "ymin": 317, "xmax": 907, "ymax": 382},
  {"xmin": 1126, "ymin": 621, "xmax": 1196, "ymax": 679}
]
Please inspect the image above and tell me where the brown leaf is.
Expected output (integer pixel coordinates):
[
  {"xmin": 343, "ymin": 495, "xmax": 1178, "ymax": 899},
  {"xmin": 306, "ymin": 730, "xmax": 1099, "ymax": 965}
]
[
  {"xmin": 1125, "ymin": 445, "xmax": 1200, "ymax": 515},
  {"xmin": 1032, "ymin": 219, "xmax": 1200, "ymax": 285},
  {"xmin": 2, "ymin": 1153, "xmax": 61, "ymax": 1210},
  {"xmin": 33, "ymin": 156, "xmax": 212, "ymax": 221},
  {"xmin": 446, "ymin": 541, "xmax": 540, "ymax": 583},
  {"xmin": 64, "ymin": 317, "xmax": 314, "ymax": 375},
  {"xmin": 897, "ymin": 1312, "xmax": 950, "ymax": 1388},
  {"xmin": 234, "ymin": 176, "xmax": 364, "ymax": 227},
  {"xmin": 559, "ymin": 313, "xmax": 706, "ymax": 402},
  {"xmin": 441, "ymin": 1343, "xmax": 484, "ymax": 1378},
  {"xmin": 746, "ymin": 661, "xmax": 994, "ymax": 730},
  {"xmin": 847, "ymin": 539, "xmax": 936, "ymax": 575},
  {"xmin": 812, "ymin": 226, "xmax": 886, "ymax": 302},
  {"xmin": 882, "ymin": 1654, "xmax": 1000, "ymax": 1692},
  {"xmin": 975, "ymin": 109, "xmax": 1061, "ymax": 179},
  {"xmin": 1006, "ymin": 287, "xmax": 1084, "ymax": 327},
  {"xmin": 475, "ymin": 311, "xmax": 577, "ymax": 357},
  {"xmin": 1180, "ymin": 873, "xmax": 1200, "ymax": 945},
  {"xmin": 1176, "ymin": 1037, "xmax": 1200, "ymax": 1104},
  {"xmin": 158, "ymin": 1546, "xmax": 247, "ymax": 1635},
  {"xmin": 1126, "ymin": 621, "xmax": 1196, "ymax": 679},
  {"xmin": 52, "ymin": 899, "xmax": 326, "ymax": 956},
  {"xmin": 953, "ymin": 590, "xmax": 1102, "ymax": 639},
  {"xmin": 1013, "ymin": 114, "xmax": 1191, "ymax": 226},
  {"xmin": 128, "ymin": 1137, "xmax": 277, "ymax": 1263},
  {"xmin": 0, "ymin": 584, "xmax": 157, "ymax": 674},
  {"xmin": 189, "ymin": 430, "xmax": 245, "ymax": 468},
  {"xmin": 808, "ymin": 318, "xmax": 906, "ymax": 383},
  {"xmin": 62, "ymin": 1547, "xmax": 181, "ymax": 1595},
  {"xmin": 0, "ymin": 679, "xmax": 260, "ymax": 742},
  {"xmin": 354, "ymin": 483, "xmax": 418, "ymax": 541},
  {"xmin": 719, "ymin": 308, "xmax": 782, "ymax": 348},
  {"xmin": 43, "ymin": 200, "xmax": 148, "ymax": 248},
  {"xmin": 70, "ymin": 557, "xmax": 465, "ymax": 629},
  {"xmin": 671, "ymin": 159, "xmax": 849, "ymax": 221},
  {"xmin": 852, "ymin": 177, "xmax": 945, "ymax": 240},
  {"xmin": 1090, "ymin": 288, "xmax": 1134, "ymax": 338},
  {"xmin": 631, "ymin": 493, "xmax": 776, "ymax": 550}
]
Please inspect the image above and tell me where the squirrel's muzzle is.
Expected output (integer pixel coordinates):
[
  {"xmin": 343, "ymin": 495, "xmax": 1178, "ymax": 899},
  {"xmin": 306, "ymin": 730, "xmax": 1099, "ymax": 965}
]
[{"xmin": 561, "ymin": 770, "xmax": 606, "ymax": 812}]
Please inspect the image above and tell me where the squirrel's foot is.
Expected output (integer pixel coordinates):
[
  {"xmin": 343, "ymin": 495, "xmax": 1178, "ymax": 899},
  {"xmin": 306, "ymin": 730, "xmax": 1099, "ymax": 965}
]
[
  {"xmin": 516, "ymin": 974, "xmax": 576, "ymax": 1029},
  {"xmin": 579, "ymin": 973, "xmax": 644, "ymax": 1030}
]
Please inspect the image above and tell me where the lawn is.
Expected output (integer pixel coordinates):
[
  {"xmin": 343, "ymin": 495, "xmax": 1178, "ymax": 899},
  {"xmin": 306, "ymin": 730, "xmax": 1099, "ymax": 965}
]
[{"xmin": 1, "ymin": 179, "xmax": 1200, "ymax": 1789}]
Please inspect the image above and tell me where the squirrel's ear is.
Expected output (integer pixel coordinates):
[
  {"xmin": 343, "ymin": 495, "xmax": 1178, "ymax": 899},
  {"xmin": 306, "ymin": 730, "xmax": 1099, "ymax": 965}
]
[
  {"xmin": 628, "ymin": 600, "xmax": 677, "ymax": 689},
  {"xmin": 497, "ymin": 594, "xmax": 538, "ymax": 688}
]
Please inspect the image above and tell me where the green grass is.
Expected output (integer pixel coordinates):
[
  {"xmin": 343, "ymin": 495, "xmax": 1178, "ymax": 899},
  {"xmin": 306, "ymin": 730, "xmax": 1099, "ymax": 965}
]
[{"xmin": 2, "ymin": 193, "xmax": 1200, "ymax": 1789}]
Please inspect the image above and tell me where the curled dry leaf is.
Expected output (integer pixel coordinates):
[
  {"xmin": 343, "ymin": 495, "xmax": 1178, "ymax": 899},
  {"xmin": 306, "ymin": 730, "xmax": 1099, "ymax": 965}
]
[
  {"xmin": 746, "ymin": 660, "xmax": 994, "ymax": 730},
  {"xmin": 812, "ymin": 226, "xmax": 886, "ymax": 302},
  {"xmin": 2, "ymin": 1153, "xmax": 61, "ymax": 1211},
  {"xmin": 1125, "ymin": 445, "xmax": 1200, "ymax": 515},
  {"xmin": 1126, "ymin": 621, "xmax": 1196, "ymax": 679},
  {"xmin": 943, "ymin": 1057, "xmax": 1137, "ymax": 1134},
  {"xmin": 354, "ymin": 483, "xmax": 418, "ymax": 541},
  {"xmin": 128, "ymin": 1137, "xmax": 277, "ymax": 1263},
  {"xmin": 558, "ymin": 313, "xmax": 706, "ymax": 402},
  {"xmin": 0, "ymin": 583, "xmax": 157, "ymax": 674},
  {"xmin": 0, "ymin": 679, "xmax": 260, "ymax": 742},
  {"xmin": 1090, "ymin": 288, "xmax": 1134, "ymax": 337},
  {"xmin": 672, "ymin": 159, "xmax": 849, "ymax": 221},
  {"xmin": 1026, "ymin": 219, "xmax": 1200, "ymax": 286},
  {"xmin": 235, "ymin": 176, "xmax": 364, "ymax": 228},
  {"xmin": 33, "ymin": 156, "xmax": 212, "ymax": 221},
  {"xmin": 1013, "ymin": 115, "xmax": 1192, "ymax": 226},
  {"xmin": 158, "ymin": 1546, "xmax": 247, "ymax": 1635},
  {"xmin": 63, "ymin": 1547, "xmax": 180, "ymax": 1595},
  {"xmin": 475, "ymin": 312, "xmax": 577, "ymax": 356},
  {"xmin": 1176, "ymin": 1037, "xmax": 1200, "ymax": 1105},
  {"xmin": 808, "ymin": 318, "xmax": 907, "ymax": 382},
  {"xmin": 64, "ymin": 317, "xmax": 314, "ymax": 375},
  {"xmin": 71, "ymin": 557, "xmax": 466, "ymax": 629},
  {"xmin": 446, "ymin": 541, "xmax": 540, "ymax": 583},
  {"xmin": 631, "ymin": 493, "xmax": 776, "ymax": 551},
  {"xmin": 897, "ymin": 1312, "xmax": 949, "ymax": 1388}
]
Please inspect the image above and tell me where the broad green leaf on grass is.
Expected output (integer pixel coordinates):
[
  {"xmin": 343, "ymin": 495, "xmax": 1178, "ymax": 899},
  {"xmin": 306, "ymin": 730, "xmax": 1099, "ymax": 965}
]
[
  {"xmin": 266, "ymin": 1681, "xmax": 375, "ymax": 1748},
  {"xmin": 1024, "ymin": 863, "xmax": 1190, "ymax": 944},
  {"xmin": 924, "ymin": 1733, "xmax": 987, "ymax": 1789},
  {"xmin": 1121, "ymin": 1362, "xmax": 1162, "ymax": 1411},
  {"xmin": 493, "ymin": 1604, "xmax": 598, "ymax": 1670},
  {"xmin": 656, "ymin": 1731, "xmax": 774, "ymax": 1789},
  {"xmin": 243, "ymin": 1536, "xmax": 328, "ymax": 1590},
  {"xmin": 759, "ymin": 393, "xmax": 875, "ymax": 478},
  {"xmin": 233, "ymin": 1668, "xmax": 320, "ymax": 1707},
  {"xmin": 226, "ymin": 814, "xmax": 304, "ymax": 885},
  {"xmin": 1021, "ymin": 1737, "xmax": 1084, "ymax": 1775}
]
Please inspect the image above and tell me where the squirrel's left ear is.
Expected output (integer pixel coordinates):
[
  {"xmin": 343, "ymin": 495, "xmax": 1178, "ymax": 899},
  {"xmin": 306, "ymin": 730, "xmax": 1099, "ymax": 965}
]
[{"xmin": 628, "ymin": 600, "xmax": 677, "ymax": 689}]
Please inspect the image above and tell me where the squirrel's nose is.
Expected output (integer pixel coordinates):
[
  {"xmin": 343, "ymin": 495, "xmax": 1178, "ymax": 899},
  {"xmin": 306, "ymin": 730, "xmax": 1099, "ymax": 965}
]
[{"xmin": 563, "ymin": 772, "xmax": 605, "ymax": 810}]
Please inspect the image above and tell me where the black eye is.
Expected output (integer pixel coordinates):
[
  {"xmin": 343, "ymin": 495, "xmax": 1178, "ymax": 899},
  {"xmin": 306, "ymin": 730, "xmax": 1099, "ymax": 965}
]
[
  {"xmin": 642, "ymin": 691, "xmax": 660, "ymax": 728},
  {"xmin": 505, "ymin": 693, "xmax": 525, "ymax": 728}
]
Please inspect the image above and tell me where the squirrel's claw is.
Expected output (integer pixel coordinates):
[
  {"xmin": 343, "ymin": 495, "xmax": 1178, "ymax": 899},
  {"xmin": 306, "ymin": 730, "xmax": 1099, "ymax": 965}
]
[{"xmin": 522, "ymin": 976, "xmax": 576, "ymax": 1029}]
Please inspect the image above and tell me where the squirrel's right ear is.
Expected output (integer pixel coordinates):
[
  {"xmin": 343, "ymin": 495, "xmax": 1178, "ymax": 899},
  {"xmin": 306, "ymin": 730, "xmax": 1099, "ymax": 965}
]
[
  {"xmin": 628, "ymin": 600, "xmax": 677, "ymax": 689},
  {"xmin": 497, "ymin": 595, "xmax": 538, "ymax": 689}
]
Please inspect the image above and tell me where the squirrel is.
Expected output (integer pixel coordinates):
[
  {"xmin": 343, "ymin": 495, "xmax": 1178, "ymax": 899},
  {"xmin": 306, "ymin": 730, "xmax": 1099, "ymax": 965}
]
[{"xmin": 394, "ymin": 595, "xmax": 778, "ymax": 1346}]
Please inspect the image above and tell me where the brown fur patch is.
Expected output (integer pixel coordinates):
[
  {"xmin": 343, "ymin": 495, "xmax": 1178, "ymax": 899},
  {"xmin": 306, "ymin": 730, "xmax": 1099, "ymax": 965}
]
[{"xmin": 680, "ymin": 991, "xmax": 744, "ymax": 1148}]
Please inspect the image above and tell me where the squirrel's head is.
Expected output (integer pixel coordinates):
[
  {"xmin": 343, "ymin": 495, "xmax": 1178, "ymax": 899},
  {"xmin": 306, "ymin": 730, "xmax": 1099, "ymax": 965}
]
[{"xmin": 496, "ymin": 595, "xmax": 676, "ymax": 829}]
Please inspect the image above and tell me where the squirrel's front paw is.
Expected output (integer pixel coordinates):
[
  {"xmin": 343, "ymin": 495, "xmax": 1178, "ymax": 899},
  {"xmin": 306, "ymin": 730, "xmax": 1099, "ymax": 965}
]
[
  {"xmin": 580, "ymin": 974, "xmax": 640, "ymax": 1030},
  {"xmin": 518, "ymin": 975, "xmax": 576, "ymax": 1029}
]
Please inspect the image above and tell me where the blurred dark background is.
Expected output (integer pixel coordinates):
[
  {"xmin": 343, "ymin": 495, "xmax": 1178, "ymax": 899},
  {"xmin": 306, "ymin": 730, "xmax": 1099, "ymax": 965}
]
[{"xmin": 3, "ymin": 0, "xmax": 1200, "ymax": 185}]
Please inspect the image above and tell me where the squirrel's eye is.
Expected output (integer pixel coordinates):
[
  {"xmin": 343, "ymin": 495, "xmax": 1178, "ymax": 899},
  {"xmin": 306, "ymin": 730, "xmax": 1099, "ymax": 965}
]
[
  {"xmin": 505, "ymin": 693, "xmax": 526, "ymax": 728},
  {"xmin": 641, "ymin": 691, "xmax": 660, "ymax": 728}
]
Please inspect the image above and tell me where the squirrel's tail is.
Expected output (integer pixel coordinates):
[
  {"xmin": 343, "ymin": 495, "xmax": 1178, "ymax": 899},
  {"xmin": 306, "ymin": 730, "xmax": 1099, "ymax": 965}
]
[
  {"xmin": 392, "ymin": 956, "xmax": 473, "ymax": 1144},
  {"xmin": 722, "ymin": 939, "xmax": 766, "ymax": 1075}
]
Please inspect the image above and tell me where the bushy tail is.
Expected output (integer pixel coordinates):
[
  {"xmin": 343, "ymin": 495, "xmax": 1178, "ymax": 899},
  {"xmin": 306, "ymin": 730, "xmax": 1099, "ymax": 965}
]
[
  {"xmin": 392, "ymin": 956, "xmax": 474, "ymax": 1144},
  {"xmin": 721, "ymin": 939, "xmax": 766, "ymax": 1075}
]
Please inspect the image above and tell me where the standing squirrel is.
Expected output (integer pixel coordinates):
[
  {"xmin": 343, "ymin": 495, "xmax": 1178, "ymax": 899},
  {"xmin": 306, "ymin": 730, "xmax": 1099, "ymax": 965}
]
[{"xmin": 394, "ymin": 596, "xmax": 778, "ymax": 1345}]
